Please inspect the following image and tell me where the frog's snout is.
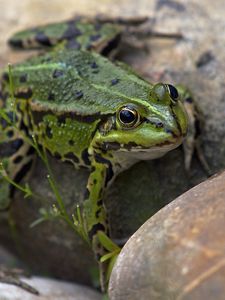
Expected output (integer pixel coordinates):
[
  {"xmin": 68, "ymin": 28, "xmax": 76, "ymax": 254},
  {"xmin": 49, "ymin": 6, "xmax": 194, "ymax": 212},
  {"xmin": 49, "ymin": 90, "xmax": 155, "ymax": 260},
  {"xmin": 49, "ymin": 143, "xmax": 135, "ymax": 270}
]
[{"xmin": 162, "ymin": 103, "xmax": 188, "ymax": 140}]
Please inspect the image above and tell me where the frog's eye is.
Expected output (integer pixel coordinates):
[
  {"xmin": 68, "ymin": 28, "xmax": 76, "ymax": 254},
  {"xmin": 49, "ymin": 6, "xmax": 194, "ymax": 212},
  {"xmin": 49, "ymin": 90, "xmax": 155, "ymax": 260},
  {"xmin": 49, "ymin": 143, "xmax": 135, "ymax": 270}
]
[
  {"xmin": 118, "ymin": 106, "xmax": 140, "ymax": 128},
  {"xmin": 167, "ymin": 84, "xmax": 179, "ymax": 102}
]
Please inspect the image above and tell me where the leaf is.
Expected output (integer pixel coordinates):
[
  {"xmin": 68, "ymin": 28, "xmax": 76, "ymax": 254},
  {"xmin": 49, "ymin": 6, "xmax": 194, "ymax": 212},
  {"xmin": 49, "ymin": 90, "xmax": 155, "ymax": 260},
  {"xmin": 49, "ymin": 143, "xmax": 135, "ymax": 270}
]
[
  {"xmin": 0, "ymin": 109, "xmax": 12, "ymax": 124},
  {"xmin": 106, "ymin": 254, "xmax": 119, "ymax": 282},
  {"xmin": 97, "ymin": 231, "xmax": 121, "ymax": 252},
  {"xmin": 100, "ymin": 251, "xmax": 116, "ymax": 263},
  {"xmin": 30, "ymin": 217, "xmax": 46, "ymax": 228},
  {"xmin": 24, "ymin": 183, "xmax": 33, "ymax": 198}
]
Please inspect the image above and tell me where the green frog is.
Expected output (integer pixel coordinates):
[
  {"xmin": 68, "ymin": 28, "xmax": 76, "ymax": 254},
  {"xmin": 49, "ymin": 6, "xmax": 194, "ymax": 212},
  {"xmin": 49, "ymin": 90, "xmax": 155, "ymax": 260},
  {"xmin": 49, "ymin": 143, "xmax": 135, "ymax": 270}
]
[{"xmin": 0, "ymin": 16, "xmax": 194, "ymax": 292}]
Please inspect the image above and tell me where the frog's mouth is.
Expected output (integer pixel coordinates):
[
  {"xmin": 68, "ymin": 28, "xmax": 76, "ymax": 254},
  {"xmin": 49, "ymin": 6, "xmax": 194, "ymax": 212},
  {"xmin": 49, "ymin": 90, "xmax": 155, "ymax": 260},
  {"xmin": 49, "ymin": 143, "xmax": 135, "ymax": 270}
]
[
  {"xmin": 102, "ymin": 136, "xmax": 183, "ymax": 160},
  {"xmin": 119, "ymin": 137, "xmax": 183, "ymax": 160}
]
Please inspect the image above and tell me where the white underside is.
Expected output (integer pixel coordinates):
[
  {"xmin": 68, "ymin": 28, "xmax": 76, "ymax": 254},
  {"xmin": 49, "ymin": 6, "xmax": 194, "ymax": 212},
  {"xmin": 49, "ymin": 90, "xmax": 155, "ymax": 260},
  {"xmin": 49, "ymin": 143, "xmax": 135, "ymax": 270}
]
[{"xmin": 113, "ymin": 138, "xmax": 183, "ymax": 171}]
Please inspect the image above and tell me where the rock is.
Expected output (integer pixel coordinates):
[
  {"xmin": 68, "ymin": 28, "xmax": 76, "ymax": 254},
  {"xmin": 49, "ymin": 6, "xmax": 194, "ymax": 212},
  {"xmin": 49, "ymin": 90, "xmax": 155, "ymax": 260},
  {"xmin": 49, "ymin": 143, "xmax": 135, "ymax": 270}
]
[
  {"xmin": 109, "ymin": 171, "xmax": 225, "ymax": 300},
  {"xmin": 0, "ymin": 276, "xmax": 102, "ymax": 300}
]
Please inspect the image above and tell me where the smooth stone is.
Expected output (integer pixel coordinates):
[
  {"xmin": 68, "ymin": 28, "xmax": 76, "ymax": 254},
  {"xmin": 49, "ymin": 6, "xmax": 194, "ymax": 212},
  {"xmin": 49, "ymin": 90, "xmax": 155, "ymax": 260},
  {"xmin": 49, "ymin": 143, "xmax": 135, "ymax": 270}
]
[
  {"xmin": 0, "ymin": 276, "xmax": 102, "ymax": 300},
  {"xmin": 109, "ymin": 171, "xmax": 225, "ymax": 300}
]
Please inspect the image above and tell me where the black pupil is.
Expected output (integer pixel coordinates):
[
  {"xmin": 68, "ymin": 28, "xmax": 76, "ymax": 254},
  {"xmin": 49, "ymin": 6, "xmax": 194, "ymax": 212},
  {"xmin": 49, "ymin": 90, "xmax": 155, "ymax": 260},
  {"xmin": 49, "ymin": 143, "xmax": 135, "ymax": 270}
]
[
  {"xmin": 168, "ymin": 84, "xmax": 179, "ymax": 100},
  {"xmin": 120, "ymin": 109, "xmax": 136, "ymax": 124}
]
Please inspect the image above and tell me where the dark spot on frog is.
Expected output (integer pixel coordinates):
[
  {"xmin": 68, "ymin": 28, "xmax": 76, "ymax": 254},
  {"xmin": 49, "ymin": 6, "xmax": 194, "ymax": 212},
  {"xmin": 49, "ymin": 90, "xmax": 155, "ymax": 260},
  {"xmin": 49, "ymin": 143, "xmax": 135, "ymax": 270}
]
[
  {"xmin": 19, "ymin": 120, "xmax": 29, "ymax": 136},
  {"xmin": 90, "ymin": 34, "xmax": 102, "ymax": 42},
  {"xmin": 95, "ymin": 208, "xmax": 101, "ymax": 219},
  {"xmin": 68, "ymin": 139, "xmax": 75, "ymax": 146},
  {"xmin": 19, "ymin": 74, "xmax": 28, "ymax": 83},
  {"xmin": 102, "ymin": 142, "xmax": 120, "ymax": 151},
  {"xmin": 82, "ymin": 148, "xmax": 90, "ymax": 165},
  {"xmin": 90, "ymin": 62, "xmax": 98, "ymax": 69},
  {"xmin": 88, "ymin": 223, "xmax": 106, "ymax": 240},
  {"xmin": 94, "ymin": 153, "xmax": 110, "ymax": 165},
  {"xmin": 48, "ymin": 93, "xmax": 55, "ymax": 101},
  {"xmin": 74, "ymin": 90, "xmax": 83, "ymax": 99},
  {"xmin": 156, "ymin": 0, "xmax": 186, "ymax": 12},
  {"xmin": 7, "ymin": 111, "xmax": 18, "ymax": 123},
  {"xmin": 69, "ymin": 112, "xmax": 101, "ymax": 123},
  {"xmin": 106, "ymin": 167, "xmax": 114, "ymax": 186},
  {"xmin": 62, "ymin": 22, "xmax": 82, "ymax": 40},
  {"xmin": 0, "ymin": 117, "xmax": 7, "ymax": 129},
  {"xmin": 123, "ymin": 142, "xmax": 139, "ymax": 151},
  {"xmin": 97, "ymin": 199, "xmax": 103, "ymax": 206},
  {"xmin": 2, "ymin": 72, "xmax": 9, "ymax": 83},
  {"xmin": 0, "ymin": 139, "xmax": 24, "ymax": 157},
  {"xmin": 64, "ymin": 152, "xmax": 79, "ymax": 163},
  {"xmin": 196, "ymin": 51, "xmax": 214, "ymax": 68},
  {"xmin": 57, "ymin": 115, "xmax": 66, "ymax": 125},
  {"xmin": 15, "ymin": 88, "xmax": 33, "ymax": 99},
  {"xmin": 94, "ymin": 154, "xmax": 114, "ymax": 185},
  {"xmin": 52, "ymin": 69, "xmax": 64, "ymax": 78},
  {"xmin": 91, "ymin": 166, "xmax": 96, "ymax": 173},
  {"xmin": 111, "ymin": 78, "xmax": 120, "ymax": 86},
  {"xmin": 8, "ymin": 38, "xmax": 23, "ymax": 48},
  {"xmin": 94, "ymin": 23, "xmax": 102, "ymax": 31},
  {"xmin": 35, "ymin": 32, "xmax": 52, "ymax": 46},
  {"xmin": 26, "ymin": 146, "xmax": 35, "ymax": 156},
  {"xmin": 13, "ymin": 155, "xmax": 23, "ymax": 164},
  {"xmin": 6, "ymin": 130, "xmax": 14, "ymax": 138},
  {"xmin": 93, "ymin": 179, "xmax": 97, "ymax": 184},
  {"xmin": 45, "ymin": 126, "xmax": 53, "ymax": 139},
  {"xmin": 66, "ymin": 39, "xmax": 81, "ymax": 49},
  {"xmin": 13, "ymin": 139, "xmax": 24, "ymax": 150}
]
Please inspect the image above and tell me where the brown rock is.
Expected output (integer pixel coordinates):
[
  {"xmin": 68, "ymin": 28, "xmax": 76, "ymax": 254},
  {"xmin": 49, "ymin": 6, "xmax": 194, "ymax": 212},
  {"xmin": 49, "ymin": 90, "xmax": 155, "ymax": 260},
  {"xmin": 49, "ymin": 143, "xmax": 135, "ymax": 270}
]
[{"xmin": 109, "ymin": 171, "xmax": 225, "ymax": 300}]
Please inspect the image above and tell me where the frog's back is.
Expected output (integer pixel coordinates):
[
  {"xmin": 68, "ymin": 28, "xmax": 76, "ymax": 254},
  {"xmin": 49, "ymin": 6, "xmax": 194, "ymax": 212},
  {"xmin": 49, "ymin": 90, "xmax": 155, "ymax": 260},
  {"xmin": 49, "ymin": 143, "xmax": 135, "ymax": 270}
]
[
  {"xmin": 4, "ymin": 49, "xmax": 152, "ymax": 116},
  {"xmin": 0, "ymin": 49, "xmax": 153, "ymax": 167},
  {"xmin": 8, "ymin": 17, "xmax": 121, "ymax": 53}
]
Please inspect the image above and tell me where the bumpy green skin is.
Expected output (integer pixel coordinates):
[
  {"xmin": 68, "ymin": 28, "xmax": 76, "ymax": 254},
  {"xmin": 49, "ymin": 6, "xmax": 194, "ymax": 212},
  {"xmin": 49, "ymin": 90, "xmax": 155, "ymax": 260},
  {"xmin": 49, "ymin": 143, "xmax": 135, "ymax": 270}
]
[
  {"xmin": 8, "ymin": 17, "xmax": 121, "ymax": 53},
  {"xmin": 0, "ymin": 17, "xmax": 189, "ymax": 290}
]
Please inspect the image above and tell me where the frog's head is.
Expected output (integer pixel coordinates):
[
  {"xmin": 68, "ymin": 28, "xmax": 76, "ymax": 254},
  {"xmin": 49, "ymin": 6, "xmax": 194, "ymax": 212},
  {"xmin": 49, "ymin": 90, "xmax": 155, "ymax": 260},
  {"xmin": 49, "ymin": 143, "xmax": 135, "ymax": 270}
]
[{"xmin": 94, "ymin": 83, "xmax": 188, "ymax": 163}]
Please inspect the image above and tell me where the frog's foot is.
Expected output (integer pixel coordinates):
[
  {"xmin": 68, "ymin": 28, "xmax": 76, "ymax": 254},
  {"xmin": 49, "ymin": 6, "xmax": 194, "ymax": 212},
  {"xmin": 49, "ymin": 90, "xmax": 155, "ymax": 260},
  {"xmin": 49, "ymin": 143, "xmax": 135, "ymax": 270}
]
[
  {"xmin": 94, "ymin": 15, "xmax": 149, "ymax": 26},
  {"xmin": 0, "ymin": 266, "xmax": 39, "ymax": 295},
  {"xmin": 94, "ymin": 15, "xmax": 182, "ymax": 41},
  {"xmin": 181, "ymin": 90, "xmax": 211, "ymax": 175},
  {"xmin": 119, "ymin": 35, "xmax": 150, "ymax": 53},
  {"xmin": 126, "ymin": 24, "xmax": 183, "ymax": 40}
]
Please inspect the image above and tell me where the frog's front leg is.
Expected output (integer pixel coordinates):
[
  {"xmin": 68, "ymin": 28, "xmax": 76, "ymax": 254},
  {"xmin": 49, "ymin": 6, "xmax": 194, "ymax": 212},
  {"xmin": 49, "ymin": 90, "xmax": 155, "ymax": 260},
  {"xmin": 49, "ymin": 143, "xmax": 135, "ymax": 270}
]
[
  {"xmin": 83, "ymin": 152, "xmax": 114, "ymax": 291},
  {"xmin": 177, "ymin": 86, "xmax": 210, "ymax": 174}
]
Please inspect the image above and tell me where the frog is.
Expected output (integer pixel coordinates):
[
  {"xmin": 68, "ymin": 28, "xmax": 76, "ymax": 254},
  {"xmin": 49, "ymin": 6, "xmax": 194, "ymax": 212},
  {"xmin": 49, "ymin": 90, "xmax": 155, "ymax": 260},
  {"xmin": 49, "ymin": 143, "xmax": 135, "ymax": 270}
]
[{"xmin": 0, "ymin": 16, "xmax": 194, "ymax": 292}]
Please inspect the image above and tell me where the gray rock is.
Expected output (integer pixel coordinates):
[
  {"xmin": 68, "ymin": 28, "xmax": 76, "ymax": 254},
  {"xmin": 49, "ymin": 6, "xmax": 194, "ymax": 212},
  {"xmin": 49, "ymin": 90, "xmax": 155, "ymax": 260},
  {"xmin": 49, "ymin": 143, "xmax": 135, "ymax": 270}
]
[
  {"xmin": 109, "ymin": 171, "xmax": 225, "ymax": 300},
  {"xmin": 0, "ymin": 276, "xmax": 102, "ymax": 300}
]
